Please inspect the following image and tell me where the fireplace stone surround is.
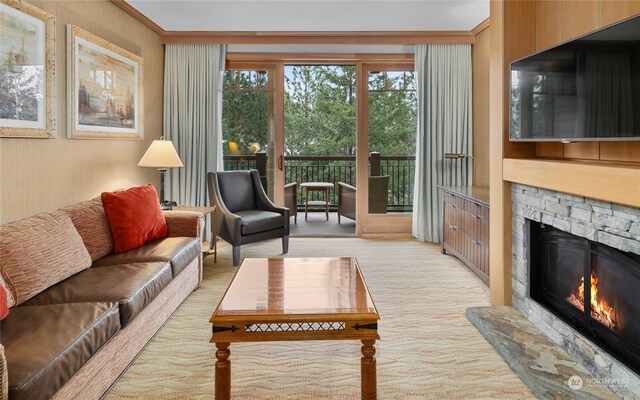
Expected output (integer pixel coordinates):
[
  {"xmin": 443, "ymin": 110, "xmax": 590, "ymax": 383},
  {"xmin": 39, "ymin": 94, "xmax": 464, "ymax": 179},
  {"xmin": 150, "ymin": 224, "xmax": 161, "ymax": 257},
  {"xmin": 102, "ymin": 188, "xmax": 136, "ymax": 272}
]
[{"xmin": 510, "ymin": 183, "xmax": 640, "ymax": 398}]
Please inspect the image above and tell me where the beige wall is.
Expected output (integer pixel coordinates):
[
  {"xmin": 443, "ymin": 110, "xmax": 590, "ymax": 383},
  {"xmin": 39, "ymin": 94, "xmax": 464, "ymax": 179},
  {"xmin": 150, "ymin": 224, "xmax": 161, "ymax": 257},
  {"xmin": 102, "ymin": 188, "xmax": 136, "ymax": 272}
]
[
  {"xmin": 472, "ymin": 25, "xmax": 490, "ymax": 187},
  {"xmin": 0, "ymin": 0, "xmax": 164, "ymax": 224}
]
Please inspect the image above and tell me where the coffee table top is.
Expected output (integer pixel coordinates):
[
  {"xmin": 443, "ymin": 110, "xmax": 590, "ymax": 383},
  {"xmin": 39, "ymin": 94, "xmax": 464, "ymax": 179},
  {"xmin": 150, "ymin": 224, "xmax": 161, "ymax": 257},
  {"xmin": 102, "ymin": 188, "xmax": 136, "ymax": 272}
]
[{"xmin": 210, "ymin": 257, "xmax": 379, "ymax": 324}]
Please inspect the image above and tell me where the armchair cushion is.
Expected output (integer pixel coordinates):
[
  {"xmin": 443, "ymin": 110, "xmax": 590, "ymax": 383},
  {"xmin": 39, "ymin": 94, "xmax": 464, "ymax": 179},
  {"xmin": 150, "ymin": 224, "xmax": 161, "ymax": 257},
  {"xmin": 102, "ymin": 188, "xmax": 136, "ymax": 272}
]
[
  {"xmin": 237, "ymin": 210, "xmax": 285, "ymax": 235},
  {"xmin": 101, "ymin": 185, "xmax": 168, "ymax": 254}
]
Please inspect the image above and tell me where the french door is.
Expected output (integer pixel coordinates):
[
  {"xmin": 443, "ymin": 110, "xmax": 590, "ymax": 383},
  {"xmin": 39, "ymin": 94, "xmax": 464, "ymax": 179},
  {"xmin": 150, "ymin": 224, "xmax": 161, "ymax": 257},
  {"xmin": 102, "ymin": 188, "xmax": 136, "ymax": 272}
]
[
  {"xmin": 357, "ymin": 62, "xmax": 416, "ymax": 235},
  {"xmin": 223, "ymin": 58, "xmax": 415, "ymax": 235}
]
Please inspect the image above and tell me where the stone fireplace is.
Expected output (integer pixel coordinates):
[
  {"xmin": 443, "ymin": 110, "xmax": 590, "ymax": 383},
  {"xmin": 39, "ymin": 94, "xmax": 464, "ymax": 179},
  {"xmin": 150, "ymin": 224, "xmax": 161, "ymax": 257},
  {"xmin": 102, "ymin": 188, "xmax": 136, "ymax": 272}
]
[{"xmin": 510, "ymin": 183, "xmax": 640, "ymax": 398}]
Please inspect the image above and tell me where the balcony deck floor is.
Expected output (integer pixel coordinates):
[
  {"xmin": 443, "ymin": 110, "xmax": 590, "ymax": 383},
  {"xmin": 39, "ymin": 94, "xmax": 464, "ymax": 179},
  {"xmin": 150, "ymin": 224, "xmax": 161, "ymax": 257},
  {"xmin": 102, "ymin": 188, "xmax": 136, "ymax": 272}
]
[{"xmin": 290, "ymin": 211, "xmax": 355, "ymax": 237}]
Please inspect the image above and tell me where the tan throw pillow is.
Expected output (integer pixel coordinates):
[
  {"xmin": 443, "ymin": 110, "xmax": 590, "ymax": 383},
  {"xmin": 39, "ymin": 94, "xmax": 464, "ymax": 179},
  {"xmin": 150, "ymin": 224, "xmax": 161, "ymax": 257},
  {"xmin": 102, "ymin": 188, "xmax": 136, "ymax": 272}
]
[
  {"xmin": 0, "ymin": 211, "xmax": 92, "ymax": 305},
  {"xmin": 62, "ymin": 197, "xmax": 114, "ymax": 261}
]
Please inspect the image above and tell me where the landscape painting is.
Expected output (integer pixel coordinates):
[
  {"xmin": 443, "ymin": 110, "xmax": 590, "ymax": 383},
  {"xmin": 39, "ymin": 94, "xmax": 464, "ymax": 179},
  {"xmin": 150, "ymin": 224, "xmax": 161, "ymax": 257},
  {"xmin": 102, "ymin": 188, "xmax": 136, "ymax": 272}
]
[
  {"xmin": 0, "ymin": 1, "xmax": 56, "ymax": 138},
  {"xmin": 68, "ymin": 25, "xmax": 143, "ymax": 139}
]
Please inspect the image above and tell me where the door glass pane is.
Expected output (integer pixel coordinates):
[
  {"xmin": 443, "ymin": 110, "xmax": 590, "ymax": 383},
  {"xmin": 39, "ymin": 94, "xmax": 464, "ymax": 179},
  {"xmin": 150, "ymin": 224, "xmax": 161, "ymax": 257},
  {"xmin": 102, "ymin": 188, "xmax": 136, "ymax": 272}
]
[
  {"xmin": 284, "ymin": 65, "xmax": 357, "ymax": 210},
  {"xmin": 222, "ymin": 70, "xmax": 276, "ymax": 199},
  {"xmin": 367, "ymin": 70, "xmax": 417, "ymax": 213}
]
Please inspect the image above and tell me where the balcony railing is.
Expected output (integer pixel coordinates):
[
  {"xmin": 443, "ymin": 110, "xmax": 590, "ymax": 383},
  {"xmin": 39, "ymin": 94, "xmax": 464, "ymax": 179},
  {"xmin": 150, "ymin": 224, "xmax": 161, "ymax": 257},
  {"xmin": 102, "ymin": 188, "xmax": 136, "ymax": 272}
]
[{"xmin": 223, "ymin": 153, "xmax": 415, "ymax": 212}]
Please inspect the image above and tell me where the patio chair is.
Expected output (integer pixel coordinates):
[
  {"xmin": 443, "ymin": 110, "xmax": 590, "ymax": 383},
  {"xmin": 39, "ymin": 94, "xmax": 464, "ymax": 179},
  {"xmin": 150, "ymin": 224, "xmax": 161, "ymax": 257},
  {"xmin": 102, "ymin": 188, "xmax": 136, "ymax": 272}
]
[
  {"xmin": 207, "ymin": 170, "xmax": 290, "ymax": 266},
  {"xmin": 284, "ymin": 182, "xmax": 298, "ymax": 224},
  {"xmin": 337, "ymin": 176, "xmax": 390, "ymax": 223}
]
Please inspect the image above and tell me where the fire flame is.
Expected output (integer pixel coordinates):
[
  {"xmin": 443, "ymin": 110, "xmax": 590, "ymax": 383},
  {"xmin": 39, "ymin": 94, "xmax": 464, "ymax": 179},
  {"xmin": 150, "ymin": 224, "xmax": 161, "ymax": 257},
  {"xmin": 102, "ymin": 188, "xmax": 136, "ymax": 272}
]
[{"xmin": 567, "ymin": 272, "xmax": 616, "ymax": 330}]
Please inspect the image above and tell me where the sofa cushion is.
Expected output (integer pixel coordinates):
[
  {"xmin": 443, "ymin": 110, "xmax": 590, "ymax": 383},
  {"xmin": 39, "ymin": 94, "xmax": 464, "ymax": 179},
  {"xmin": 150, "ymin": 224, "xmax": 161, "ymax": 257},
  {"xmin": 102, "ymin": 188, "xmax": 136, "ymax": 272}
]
[
  {"xmin": 0, "ymin": 211, "xmax": 92, "ymax": 305},
  {"xmin": 101, "ymin": 185, "xmax": 168, "ymax": 254},
  {"xmin": 92, "ymin": 237, "xmax": 201, "ymax": 277},
  {"xmin": 237, "ymin": 210, "xmax": 284, "ymax": 235},
  {"xmin": 61, "ymin": 197, "xmax": 114, "ymax": 261},
  {"xmin": 22, "ymin": 262, "xmax": 172, "ymax": 327},
  {"xmin": 2, "ymin": 302, "xmax": 120, "ymax": 400}
]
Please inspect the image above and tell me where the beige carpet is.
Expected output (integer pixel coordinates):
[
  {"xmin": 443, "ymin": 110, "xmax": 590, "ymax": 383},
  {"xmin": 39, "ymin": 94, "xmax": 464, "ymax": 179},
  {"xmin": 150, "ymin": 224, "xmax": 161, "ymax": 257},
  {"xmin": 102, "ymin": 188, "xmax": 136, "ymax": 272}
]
[{"xmin": 105, "ymin": 238, "xmax": 534, "ymax": 399}]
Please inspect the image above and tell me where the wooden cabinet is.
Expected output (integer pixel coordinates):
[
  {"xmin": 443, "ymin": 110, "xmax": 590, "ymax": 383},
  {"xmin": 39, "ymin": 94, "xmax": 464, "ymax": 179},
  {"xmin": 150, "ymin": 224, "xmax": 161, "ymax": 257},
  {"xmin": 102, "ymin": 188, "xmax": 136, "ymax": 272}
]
[{"xmin": 440, "ymin": 186, "xmax": 490, "ymax": 284}]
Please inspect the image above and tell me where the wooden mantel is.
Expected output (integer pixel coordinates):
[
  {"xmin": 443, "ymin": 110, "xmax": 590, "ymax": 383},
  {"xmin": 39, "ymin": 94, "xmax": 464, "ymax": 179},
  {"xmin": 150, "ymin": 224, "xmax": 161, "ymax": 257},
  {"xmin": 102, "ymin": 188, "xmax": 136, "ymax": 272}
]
[{"xmin": 503, "ymin": 158, "xmax": 640, "ymax": 208}]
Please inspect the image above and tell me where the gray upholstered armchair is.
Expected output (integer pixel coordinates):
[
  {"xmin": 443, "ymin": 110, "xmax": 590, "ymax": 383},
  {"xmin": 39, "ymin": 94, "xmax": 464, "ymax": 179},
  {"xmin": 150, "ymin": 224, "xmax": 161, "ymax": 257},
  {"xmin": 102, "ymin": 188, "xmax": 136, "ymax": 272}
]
[{"xmin": 207, "ymin": 170, "xmax": 290, "ymax": 266}]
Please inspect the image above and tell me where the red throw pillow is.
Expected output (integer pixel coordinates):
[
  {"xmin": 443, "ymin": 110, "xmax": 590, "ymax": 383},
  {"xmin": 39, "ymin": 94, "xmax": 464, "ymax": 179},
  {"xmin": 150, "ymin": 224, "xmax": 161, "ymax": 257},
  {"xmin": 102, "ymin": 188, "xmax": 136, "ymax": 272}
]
[
  {"xmin": 101, "ymin": 184, "xmax": 168, "ymax": 254},
  {"xmin": 0, "ymin": 285, "xmax": 8, "ymax": 320}
]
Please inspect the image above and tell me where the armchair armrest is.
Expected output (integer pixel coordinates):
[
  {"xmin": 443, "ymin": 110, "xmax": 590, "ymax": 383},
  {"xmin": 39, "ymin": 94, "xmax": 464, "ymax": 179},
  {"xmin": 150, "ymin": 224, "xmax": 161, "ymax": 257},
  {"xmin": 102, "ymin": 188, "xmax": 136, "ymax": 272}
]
[
  {"xmin": 338, "ymin": 182, "xmax": 356, "ymax": 193},
  {"xmin": 252, "ymin": 171, "xmax": 290, "ymax": 219},
  {"xmin": 163, "ymin": 211, "xmax": 205, "ymax": 239},
  {"xmin": 1, "ymin": 344, "xmax": 7, "ymax": 400}
]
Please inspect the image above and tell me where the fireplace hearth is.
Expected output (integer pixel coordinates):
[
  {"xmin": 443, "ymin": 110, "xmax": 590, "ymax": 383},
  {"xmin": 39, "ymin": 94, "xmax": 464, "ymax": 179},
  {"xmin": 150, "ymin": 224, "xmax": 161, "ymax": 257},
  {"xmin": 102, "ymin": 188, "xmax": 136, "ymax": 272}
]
[{"xmin": 530, "ymin": 223, "xmax": 640, "ymax": 375}]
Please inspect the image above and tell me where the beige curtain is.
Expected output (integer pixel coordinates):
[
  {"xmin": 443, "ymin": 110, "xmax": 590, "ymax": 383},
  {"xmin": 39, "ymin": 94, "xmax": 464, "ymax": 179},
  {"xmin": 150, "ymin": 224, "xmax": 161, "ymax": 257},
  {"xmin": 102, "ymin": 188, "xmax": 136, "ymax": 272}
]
[
  {"xmin": 163, "ymin": 44, "xmax": 226, "ymax": 207},
  {"xmin": 412, "ymin": 44, "xmax": 472, "ymax": 243}
]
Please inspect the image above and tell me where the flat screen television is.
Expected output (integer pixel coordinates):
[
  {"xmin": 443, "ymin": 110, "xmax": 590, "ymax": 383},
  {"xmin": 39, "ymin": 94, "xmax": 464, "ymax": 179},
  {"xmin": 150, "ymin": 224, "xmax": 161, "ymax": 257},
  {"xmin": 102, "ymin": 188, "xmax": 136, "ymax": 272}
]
[{"xmin": 510, "ymin": 14, "xmax": 640, "ymax": 142}]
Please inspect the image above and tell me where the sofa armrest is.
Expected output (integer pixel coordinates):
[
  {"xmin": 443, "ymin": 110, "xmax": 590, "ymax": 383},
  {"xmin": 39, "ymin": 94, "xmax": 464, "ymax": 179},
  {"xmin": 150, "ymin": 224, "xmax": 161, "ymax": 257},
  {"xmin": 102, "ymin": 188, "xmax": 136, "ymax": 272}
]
[
  {"xmin": 163, "ymin": 211, "xmax": 205, "ymax": 239},
  {"xmin": 1, "ymin": 344, "xmax": 7, "ymax": 400}
]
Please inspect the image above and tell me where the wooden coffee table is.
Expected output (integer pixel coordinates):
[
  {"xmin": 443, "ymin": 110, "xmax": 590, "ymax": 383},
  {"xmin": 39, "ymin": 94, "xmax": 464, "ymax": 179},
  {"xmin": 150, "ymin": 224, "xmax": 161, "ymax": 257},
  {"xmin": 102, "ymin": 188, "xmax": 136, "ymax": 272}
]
[{"xmin": 209, "ymin": 257, "xmax": 380, "ymax": 399}]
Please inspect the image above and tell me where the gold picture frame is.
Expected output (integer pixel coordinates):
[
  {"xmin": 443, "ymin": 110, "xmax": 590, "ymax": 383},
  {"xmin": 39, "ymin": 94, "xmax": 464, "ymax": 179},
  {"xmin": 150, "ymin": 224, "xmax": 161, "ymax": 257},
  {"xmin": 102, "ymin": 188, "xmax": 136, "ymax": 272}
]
[
  {"xmin": 0, "ymin": 0, "xmax": 56, "ymax": 138},
  {"xmin": 67, "ymin": 25, "xmax": 143, "ymax": 140}
]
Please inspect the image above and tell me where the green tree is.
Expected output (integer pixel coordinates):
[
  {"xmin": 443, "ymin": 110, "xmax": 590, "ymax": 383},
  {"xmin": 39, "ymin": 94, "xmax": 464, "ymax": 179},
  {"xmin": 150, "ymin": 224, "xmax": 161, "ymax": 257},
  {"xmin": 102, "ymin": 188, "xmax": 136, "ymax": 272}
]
[{"xmin": 284, "ymin": 65, "xmax": 356, "ymax": 156}]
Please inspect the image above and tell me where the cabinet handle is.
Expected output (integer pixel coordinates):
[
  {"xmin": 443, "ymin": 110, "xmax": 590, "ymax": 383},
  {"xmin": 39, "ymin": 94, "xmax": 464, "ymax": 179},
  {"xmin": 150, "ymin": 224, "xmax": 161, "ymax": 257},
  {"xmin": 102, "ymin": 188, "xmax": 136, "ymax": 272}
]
[
  {"xmin": 449, "ymin": 203, "xmax": 457, "ymax": 208},
  {"xmin": 277, "ymin": 155, "xmax": 283, "ymax": 171},
  {"xmin": 472, "ymin": 214, "xmax": 481, "ymax": 220},
  {"xmin": 472, "ymin": 240, "xmax": 482, "ymax": 246},
  {"xmin": 449, "ymin": 225, "xmax": 458, "ymax": 230}
]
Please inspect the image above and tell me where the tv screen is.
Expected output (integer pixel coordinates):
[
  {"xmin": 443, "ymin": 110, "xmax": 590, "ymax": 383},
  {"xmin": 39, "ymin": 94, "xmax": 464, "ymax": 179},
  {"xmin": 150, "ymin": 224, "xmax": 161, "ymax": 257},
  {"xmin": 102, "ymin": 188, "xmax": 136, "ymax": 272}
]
[{"xmin": 510, "ymin": 14, "xmax": 640, "ymax": 142}]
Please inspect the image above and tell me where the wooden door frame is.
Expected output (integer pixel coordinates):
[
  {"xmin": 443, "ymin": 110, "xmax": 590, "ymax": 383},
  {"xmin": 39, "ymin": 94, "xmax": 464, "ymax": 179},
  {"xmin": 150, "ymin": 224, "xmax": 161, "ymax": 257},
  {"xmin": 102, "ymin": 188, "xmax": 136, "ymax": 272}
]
[
  {"xmin": 226, "ymin": 56, "xmax": 415, "ymax": 235},
  {"xmin": 357, "ymin": 61, "xmax": 415, "ymax": 236},
  {"xmin": 225, "ymin": 61, "xmax": 285, "ymax": 206}
]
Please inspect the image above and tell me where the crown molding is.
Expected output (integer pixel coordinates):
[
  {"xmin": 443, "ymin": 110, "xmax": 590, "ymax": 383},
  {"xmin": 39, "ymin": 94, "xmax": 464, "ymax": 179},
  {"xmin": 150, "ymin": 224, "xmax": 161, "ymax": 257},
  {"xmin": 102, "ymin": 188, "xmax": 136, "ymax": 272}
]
[
  {"xmin": 110, "ymin": 0, "xmax": 478, "ymax": 45},
  {"xmin": 471, "ymin": 18, "xmax": 490, "ymax": 35},
  {"xmin": 111, "ymin": 0, "xmax": 165, "ymax": 35}
]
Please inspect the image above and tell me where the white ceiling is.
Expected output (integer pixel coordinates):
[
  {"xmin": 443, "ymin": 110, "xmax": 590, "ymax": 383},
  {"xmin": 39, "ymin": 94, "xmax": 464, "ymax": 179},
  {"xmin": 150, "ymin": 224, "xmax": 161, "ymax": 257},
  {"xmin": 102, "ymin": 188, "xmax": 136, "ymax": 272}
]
[{"xmin": 125, "ymin": 0, "xmax": 489, "ymax": 32}]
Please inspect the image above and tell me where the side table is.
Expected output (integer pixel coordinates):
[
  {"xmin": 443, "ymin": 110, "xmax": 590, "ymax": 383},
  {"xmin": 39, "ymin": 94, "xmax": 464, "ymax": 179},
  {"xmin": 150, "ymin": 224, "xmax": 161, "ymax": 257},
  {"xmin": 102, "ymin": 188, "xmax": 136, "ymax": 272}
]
[
  {"xmin": 174, "ymin": 205, "xmax": 217, "ymax": 262},
  {"xmin": 300, "ymin": 182, "xmax": 334, "ymax": 221}
]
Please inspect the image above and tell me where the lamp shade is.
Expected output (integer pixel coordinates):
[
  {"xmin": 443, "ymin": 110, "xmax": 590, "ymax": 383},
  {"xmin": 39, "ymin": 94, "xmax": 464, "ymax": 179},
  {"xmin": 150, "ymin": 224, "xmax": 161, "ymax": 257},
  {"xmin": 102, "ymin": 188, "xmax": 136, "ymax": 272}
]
[{"xmin": 138, "ymin": 139, "xmax": 184, "ymax": 169}]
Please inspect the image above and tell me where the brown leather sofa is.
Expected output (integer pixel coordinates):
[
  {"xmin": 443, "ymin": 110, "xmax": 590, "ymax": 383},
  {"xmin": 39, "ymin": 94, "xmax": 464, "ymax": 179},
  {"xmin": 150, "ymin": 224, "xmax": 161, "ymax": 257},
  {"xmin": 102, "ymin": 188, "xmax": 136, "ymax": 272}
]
[{"xmin": 0, "ymin": 197, "xmax": 204, "ymax": 400}]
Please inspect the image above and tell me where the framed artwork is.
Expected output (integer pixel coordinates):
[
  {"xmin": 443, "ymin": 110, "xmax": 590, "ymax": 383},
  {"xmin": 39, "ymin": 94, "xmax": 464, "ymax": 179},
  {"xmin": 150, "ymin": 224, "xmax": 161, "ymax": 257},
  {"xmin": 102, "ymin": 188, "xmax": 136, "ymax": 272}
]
[
  {"xmin": 0, "ymin": 0, "xmax": 56, "ymax": 138},
  {"xmin": 67, "ymin": 25, "xmax": 143, "ymax": 140}
]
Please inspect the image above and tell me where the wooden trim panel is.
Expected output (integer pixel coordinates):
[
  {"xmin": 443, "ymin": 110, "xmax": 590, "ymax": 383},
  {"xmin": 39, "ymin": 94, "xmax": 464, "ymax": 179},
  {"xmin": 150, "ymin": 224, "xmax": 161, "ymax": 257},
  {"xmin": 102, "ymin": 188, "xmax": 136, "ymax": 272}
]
[
  {"xmin": 503, "ymin": 158, "xmax": 640, "ymax": 208},
  {"xmin": 162, "ymin": 31, "xmax": 475, "ymax": 45},
  {"xmin": 472, "ymin": 18, "xmax": 490, "ymax": 35}
]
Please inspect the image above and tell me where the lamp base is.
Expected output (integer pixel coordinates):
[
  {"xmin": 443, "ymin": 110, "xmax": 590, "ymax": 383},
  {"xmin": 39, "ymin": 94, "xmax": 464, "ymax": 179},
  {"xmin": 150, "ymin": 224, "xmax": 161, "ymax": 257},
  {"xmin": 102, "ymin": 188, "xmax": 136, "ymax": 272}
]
[{"xmin": 160, "ymin": 200, "xmax": 176, "ymax": 210}]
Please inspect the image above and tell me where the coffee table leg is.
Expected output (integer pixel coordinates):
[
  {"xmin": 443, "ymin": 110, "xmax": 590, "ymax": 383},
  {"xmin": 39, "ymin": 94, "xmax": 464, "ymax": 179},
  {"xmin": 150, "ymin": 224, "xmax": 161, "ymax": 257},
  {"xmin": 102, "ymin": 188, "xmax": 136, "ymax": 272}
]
[
  {"xmin": 361, "ymin": 340, "xmax": 377, "ymax": 400},
  {"xmin": 215, "ymin": 343, "xmax": 231, "ymax": 400}
]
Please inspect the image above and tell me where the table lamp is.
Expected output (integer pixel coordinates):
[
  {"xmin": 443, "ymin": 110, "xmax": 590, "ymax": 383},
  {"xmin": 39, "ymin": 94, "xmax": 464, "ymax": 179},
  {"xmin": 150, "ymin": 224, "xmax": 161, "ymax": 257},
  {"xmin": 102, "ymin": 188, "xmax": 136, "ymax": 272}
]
[{"xmin": 138, "ymin": 137, "xmax": 183, "ymax": 210}]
